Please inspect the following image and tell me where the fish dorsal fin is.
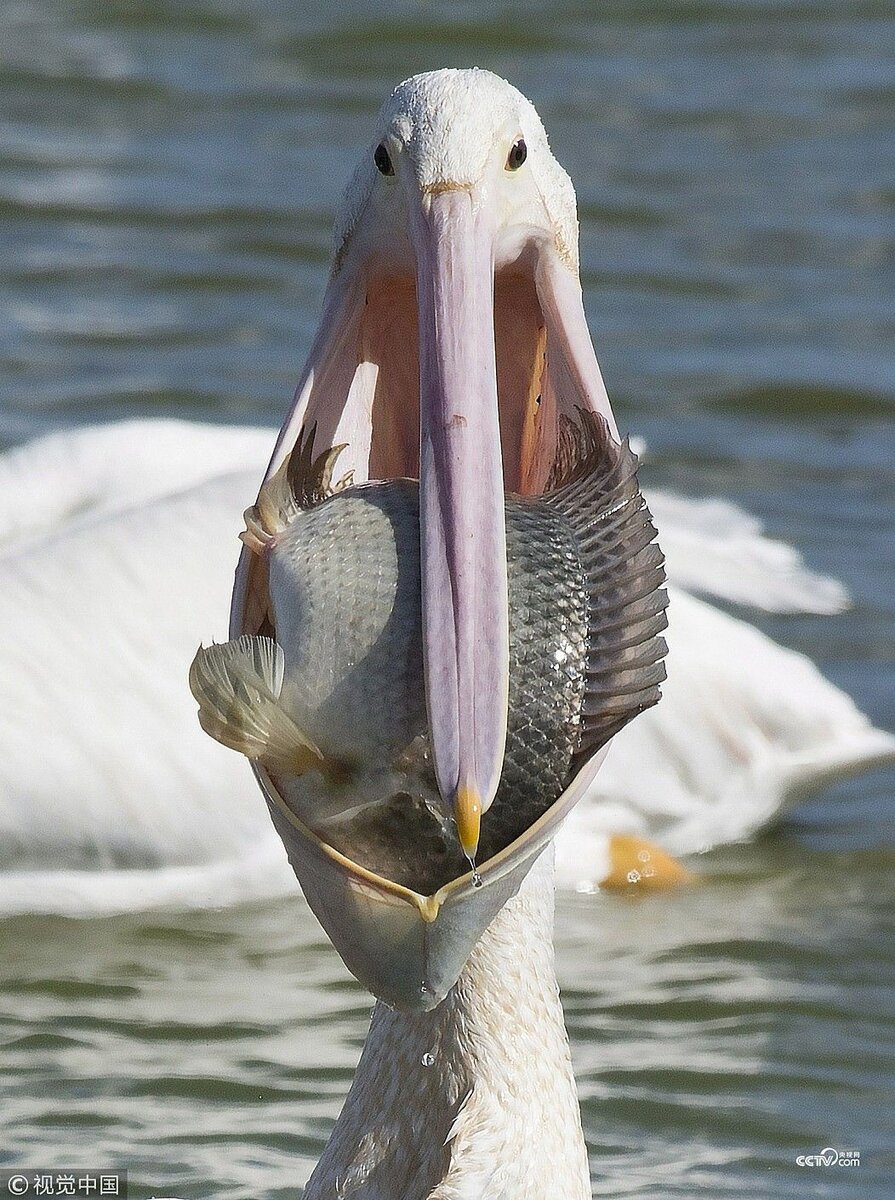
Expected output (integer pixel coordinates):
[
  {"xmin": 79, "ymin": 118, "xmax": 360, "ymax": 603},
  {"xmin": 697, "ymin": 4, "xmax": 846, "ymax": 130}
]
[
  {"xmin": 240, "ymin": 430, "xmax": 352, "ymax": 555},
  {"xmin": 544, "ymin": 425, "xmax": 669, "ymax": 766},
  {"xmin": 286, "ymin": 426, "xmax": 352, "ymax": 508},
  {"xmin": 188, "ymin": 636, "xmax": 329, "ymax": 777}
]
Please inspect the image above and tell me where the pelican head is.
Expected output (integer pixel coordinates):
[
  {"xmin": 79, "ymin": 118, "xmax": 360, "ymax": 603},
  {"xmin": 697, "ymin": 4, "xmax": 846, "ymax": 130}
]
[{"xmin": 232, "ymin": 69, "xmax": 622, "ymax": 1009}]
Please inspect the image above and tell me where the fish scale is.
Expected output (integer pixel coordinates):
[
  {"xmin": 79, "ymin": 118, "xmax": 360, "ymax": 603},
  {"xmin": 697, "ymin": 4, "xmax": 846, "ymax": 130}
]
[{"xmin": 271, "ymin": 484, "xmax": 426, "ymax": 763}]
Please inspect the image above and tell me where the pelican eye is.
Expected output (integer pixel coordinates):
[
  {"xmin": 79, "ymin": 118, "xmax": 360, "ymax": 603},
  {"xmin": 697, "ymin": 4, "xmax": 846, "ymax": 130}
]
[
  {"xmin": 506, "ymin": 138, "xmax": 527, "ymax": 171},
  {"xmin": 374, "ymin": 142, "xmax": 394, "ymax": 176}
]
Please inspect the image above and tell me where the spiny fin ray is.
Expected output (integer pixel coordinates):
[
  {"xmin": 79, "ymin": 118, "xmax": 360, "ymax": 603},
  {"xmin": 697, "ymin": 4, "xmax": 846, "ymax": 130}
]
[
  {"xmin": 287, "ymin": 426, "xmax": 352, "ymax": 508},
  {"xmin": 543, "ymin": 412, "xmax": 669, "ymax": 768},
  {"xmin": 239, "ymin": 428, "xmax": 352, "ymax": 554}
]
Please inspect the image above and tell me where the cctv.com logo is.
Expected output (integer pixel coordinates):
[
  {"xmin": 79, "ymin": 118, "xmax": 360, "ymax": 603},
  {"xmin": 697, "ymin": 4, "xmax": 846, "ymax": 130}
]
[{"xmin": 796, "ymin": 1147, "xmax": 860, "ymax": 1168}]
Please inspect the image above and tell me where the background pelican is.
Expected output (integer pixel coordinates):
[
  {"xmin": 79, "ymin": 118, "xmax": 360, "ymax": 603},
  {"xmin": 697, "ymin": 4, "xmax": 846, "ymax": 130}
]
[{"xmin": 0, "ymin": 415, "xmax": 891, "ymax": 916}]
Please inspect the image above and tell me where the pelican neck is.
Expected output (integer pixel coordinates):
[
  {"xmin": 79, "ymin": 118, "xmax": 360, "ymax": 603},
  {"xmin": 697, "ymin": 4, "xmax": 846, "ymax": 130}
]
[{"xmin": 304, "ymin": 848, "xmax": 591, "ymax": 1199}]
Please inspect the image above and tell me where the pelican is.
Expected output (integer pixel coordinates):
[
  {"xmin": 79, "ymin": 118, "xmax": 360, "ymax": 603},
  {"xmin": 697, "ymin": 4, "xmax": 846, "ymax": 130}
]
[
  {"xmin": 181, "ymin": 69, "xmax": 888, "ymax": 1196},
  {"xmin": 227, "ymin": 70, "xmax": 611, "ymax": 1197}
]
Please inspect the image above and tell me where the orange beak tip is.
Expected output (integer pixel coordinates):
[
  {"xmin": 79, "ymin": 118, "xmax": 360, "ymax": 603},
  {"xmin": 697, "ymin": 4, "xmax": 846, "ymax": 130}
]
[{"xmin": 455, "ymin": 784, "xmax": 483, "ymax": 859}]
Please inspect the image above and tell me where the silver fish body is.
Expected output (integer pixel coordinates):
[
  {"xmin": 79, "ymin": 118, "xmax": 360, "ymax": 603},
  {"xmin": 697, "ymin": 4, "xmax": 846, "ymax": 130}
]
[{"xmin": 267, "ymin": 479, "xmax": 589, "ymax": 890}]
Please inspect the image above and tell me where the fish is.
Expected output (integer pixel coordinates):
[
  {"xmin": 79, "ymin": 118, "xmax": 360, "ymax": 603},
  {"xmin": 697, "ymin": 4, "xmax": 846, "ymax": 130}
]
[{"xmin": 189, "ymin": 412, "xmax": 668, "ymax": 897}]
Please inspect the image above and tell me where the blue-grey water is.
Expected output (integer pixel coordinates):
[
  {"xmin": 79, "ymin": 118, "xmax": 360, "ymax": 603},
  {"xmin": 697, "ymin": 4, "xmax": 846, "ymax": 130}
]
[{"xmin": 1, "ymin": 1, "xmax": 893, "ymax": 1197}]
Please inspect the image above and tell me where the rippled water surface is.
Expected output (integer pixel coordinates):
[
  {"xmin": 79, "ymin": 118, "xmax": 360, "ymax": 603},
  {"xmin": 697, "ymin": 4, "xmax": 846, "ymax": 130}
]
[{"xmin": 1, "ymin": 1, "xmax": 893, "ymax": 1197}]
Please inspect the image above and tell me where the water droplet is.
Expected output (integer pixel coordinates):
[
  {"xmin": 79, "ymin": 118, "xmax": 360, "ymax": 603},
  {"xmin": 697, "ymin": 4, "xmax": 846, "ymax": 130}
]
[
  {"xmin": 421, "ymin": 1051, "xmax": 435, "ymax": 1067},
  {"xmin": 627, "ymin": 869, "xmax": 641, "ymax": 884},
  {"xmin": 637, "ymin": 849, "xmax": 651, "ymax": 863},
  {"xmin": 464, "ymin": 852, "xmax": 483, "ymax": 888}
]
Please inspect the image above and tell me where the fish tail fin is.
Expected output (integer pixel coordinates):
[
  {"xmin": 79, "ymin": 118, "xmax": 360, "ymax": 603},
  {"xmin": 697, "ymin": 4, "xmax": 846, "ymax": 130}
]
[{"xmin": 189, "ymin": 636, "xmax": 328, "ymax": 777}]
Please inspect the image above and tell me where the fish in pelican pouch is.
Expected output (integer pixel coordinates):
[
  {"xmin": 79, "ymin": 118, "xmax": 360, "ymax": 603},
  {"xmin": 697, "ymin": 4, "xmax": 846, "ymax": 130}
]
[{"xmin": 189, "ymin": 411, "xmax": 667, "ymax": 1007}]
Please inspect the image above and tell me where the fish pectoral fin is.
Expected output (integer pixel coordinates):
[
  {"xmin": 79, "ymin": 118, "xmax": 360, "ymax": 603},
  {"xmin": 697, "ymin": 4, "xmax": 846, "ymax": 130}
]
[{"xmin": 189, "ymin": 636, "xmax": 327, "ymax": 776}]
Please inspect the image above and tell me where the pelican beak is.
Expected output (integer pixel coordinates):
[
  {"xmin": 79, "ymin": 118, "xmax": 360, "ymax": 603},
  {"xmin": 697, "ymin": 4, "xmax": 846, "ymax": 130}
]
[{"xmin": 411, "ymin": 186, "xmax": 508, "ymax": 859}]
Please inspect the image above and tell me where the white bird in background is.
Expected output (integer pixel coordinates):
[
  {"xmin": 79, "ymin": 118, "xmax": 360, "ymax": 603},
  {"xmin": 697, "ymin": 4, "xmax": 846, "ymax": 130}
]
[{"xmin": 0, "ymin": 416, "xmax": 892, "ymax": 916}]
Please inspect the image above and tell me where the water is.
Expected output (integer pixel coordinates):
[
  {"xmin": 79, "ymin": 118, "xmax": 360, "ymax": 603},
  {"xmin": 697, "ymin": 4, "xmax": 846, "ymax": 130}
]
[{"xmin": 1, "ymin": 1, "xmax": 894, "ymax": 1196}]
